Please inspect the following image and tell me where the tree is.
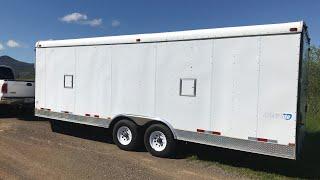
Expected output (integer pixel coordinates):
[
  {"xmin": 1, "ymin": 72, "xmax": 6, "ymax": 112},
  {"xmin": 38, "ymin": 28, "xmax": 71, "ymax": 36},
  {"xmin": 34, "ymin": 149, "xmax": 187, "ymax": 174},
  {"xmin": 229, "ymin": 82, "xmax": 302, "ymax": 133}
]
[{"xmin": 307, "ymin": 46, "xmax": 320, "ymax": 132}]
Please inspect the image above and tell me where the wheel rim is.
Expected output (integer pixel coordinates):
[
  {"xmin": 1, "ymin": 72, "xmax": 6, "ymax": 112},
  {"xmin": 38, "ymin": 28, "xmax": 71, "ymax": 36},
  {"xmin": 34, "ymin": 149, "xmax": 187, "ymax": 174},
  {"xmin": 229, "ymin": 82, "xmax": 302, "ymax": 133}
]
[
  {"xmin": 149, "ymin": 131, "xmax": 167, "ymax": 152},
  {"xmin": 117, "ymin": 126, "xmax": 132, "ymax": 145}
]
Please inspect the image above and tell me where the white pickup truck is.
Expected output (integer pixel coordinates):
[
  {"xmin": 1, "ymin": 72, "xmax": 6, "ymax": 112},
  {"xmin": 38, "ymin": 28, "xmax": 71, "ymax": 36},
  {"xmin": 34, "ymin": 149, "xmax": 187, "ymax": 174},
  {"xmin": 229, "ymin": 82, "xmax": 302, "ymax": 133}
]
[{"xmin": 0, "ymin": 66, "xmax": 35, "ymax": 105}]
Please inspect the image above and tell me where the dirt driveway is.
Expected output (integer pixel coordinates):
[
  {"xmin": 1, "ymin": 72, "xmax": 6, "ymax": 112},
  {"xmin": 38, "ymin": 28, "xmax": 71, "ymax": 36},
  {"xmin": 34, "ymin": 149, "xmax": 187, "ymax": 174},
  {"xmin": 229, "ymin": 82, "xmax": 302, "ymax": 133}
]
[
  {"xmin": 0, "ymin": 114, "xmax": 319, "ymax": 180},
  {"xmin": 0, "ymin": 115, "xmax": 245, "ymax": 180}
]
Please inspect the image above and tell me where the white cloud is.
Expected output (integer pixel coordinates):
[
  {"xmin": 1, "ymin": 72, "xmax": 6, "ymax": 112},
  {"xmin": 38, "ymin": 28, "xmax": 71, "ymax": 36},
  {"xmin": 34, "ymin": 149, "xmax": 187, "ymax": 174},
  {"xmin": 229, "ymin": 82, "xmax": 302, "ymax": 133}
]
[
  {"xmin": 82, "ymin": 18, "xmax": 102, "ymax": 27},
  {"xmin": 111, "ymin": 20, "xmax": 120, "ymax": 27},
  {"xmin": 60, "ymin": 12, "xmax": 88, "ymax": 23},
  {"xmin": 60, "ymin": 12, "xmax": 102, "ymax": 27},
  {"xmin": 0, "ymin": 43, "xmax": 4, "ymax": 50},
  {"xmin": 6, "ymin": 40, "xmax": 20, "ymax": 48}
]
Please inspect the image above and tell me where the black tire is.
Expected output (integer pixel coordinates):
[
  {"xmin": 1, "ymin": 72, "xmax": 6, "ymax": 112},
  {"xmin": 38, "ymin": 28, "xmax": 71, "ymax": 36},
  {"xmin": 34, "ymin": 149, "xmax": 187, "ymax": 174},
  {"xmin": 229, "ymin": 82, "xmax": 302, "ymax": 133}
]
[
  {"xmin": 144, "ymin": 124, "xmax": 176, "ymax": 158},
  {"xmin": 112, "ymin": 119, "xmax": 141, "ymax": 151}
]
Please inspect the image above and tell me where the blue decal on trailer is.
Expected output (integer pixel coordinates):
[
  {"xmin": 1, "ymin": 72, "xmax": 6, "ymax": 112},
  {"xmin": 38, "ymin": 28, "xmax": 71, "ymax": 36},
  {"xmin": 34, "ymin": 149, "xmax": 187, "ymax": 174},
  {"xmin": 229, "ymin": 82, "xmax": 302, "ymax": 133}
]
[{"xmin": 283, "ymin": 113, "xmax": 293, "ymax": 120}]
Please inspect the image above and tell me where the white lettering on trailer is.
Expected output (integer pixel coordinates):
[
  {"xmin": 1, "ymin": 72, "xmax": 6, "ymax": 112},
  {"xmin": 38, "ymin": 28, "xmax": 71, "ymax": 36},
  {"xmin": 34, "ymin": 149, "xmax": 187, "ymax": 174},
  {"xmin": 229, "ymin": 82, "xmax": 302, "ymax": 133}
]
[{"xmin": 263, "ymin": 112, "xmax": 296, "ymax": 121}]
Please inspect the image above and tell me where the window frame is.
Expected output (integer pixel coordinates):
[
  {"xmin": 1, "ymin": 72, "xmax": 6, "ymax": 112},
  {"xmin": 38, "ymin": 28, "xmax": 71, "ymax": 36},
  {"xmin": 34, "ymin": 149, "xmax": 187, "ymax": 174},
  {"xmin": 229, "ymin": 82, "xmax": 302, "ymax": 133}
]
[
  {"xmin": 64, "ymin": 75, "xmax": 74, "ymax": 89},
  {"xmin": 179, "ymin": 78, "xmax": 197, "ymax": 97}
]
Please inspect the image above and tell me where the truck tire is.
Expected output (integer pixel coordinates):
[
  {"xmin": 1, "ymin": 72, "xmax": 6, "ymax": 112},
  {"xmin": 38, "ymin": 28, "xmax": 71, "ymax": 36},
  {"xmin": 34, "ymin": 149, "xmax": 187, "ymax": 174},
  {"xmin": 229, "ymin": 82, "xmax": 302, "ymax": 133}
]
[
  {"xmin": 144, "ymin": 124, "xmax": 176, "ymax": 158},
  {"xmin": 113, "ymin": 119, "xmax": 141, "ymax": 151}
]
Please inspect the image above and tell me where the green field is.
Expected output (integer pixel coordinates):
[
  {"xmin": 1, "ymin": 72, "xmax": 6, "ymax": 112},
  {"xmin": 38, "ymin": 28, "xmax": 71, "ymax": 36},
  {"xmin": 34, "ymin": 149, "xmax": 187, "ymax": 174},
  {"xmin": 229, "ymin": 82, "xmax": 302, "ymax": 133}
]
[{"xmin": 188, "ymin": 46, "xmax": 320, "ymax": 179}]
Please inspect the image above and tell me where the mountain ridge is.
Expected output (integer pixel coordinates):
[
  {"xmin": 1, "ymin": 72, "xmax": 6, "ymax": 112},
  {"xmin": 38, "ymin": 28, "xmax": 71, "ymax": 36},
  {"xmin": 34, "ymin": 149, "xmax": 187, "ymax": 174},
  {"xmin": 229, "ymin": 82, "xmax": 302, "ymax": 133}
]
[{"xmin": 0, "ymin": 55, "xmax": 35, "ymax": 80}]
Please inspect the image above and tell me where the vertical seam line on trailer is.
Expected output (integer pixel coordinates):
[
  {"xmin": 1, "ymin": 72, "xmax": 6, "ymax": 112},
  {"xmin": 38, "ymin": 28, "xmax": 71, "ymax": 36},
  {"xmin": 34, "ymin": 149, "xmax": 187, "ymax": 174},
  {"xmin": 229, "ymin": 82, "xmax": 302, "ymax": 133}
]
[
  {"xmin": 45, "ymin": 49, "xmax": 48, "ymax": 108},
  {"xmin": 110, "ymin": 46, "xmax": 113, "ymax": 114},
  {"xmin": 73, "ymin": 48, "xmax": 77, "ymax": 113},
  {"xmin": 108, "ymin": 47, "xmax": 112, "ymax": 116},
  {"xmin": 256, "ymin": 36, "xmax": 262, "ymax": 138},
  {"xmin": 209, "ymin": 40, "xmax": 214, "ymax": 130},
  {"xmin": 154, "ymin": 44, "xmax": 158, "ymax": 116},
  {"xmin": 231, "ymin": 50, "xmax": 236, "ymax": 131}
]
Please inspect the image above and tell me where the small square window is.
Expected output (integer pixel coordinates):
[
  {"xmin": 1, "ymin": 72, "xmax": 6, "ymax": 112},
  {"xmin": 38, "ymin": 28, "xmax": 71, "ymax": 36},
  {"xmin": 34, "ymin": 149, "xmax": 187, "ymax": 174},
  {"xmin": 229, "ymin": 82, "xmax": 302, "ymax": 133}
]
[
  {"xmin": 64, "ymin": 75, "xmax": 73, "ymax": 88},
  {"xmin": 179, "ymin": 78, "xmax": 197, "ymax": 97}
]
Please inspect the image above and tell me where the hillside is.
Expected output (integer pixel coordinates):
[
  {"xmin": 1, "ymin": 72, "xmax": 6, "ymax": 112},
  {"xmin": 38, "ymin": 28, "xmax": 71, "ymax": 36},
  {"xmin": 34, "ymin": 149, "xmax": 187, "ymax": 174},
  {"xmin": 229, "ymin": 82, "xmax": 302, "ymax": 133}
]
[{"xmin": 0, "ymin": 55, "xmax": 35, "ymax": 80}]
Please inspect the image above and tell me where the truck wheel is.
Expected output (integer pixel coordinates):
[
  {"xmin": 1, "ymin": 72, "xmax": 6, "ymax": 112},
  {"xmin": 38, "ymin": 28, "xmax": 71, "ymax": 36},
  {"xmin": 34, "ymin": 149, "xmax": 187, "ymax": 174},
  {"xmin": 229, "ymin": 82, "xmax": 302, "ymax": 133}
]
[
  {"xmin": 144, "ymin": 124, "xmax": 176, "ymax": 158},
  {"xmin": 113, "ymin": 119, "xmax": 141, "ymax": 151}
]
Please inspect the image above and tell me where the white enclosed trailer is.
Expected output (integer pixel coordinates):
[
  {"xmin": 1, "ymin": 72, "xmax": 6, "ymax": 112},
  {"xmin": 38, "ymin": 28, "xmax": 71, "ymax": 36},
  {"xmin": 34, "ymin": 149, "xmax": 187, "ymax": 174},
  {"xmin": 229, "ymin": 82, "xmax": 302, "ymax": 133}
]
[{"xmin": 35, "ymin": 21, "xmax": 309, "ymax": 159}]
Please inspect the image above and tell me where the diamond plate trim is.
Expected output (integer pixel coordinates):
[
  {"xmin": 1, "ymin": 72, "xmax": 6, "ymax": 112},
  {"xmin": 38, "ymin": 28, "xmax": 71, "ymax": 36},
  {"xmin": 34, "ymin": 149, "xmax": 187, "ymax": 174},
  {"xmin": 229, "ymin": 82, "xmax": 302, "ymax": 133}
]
[
  {"xmin": 35, "ymin": 109, "xmax": 111, "ymax": 128},
  {"xmin": 175, "ymin": 129, "xmax": 296, "ymax": 159}
]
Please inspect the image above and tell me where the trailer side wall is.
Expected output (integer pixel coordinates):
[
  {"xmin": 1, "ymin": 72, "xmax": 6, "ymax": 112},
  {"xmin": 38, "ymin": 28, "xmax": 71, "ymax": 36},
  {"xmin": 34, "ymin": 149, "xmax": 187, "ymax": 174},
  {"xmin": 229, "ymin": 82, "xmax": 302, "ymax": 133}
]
[{"xmin": 35, "ymin": 33, "xmax": 301, "ymax": 158}]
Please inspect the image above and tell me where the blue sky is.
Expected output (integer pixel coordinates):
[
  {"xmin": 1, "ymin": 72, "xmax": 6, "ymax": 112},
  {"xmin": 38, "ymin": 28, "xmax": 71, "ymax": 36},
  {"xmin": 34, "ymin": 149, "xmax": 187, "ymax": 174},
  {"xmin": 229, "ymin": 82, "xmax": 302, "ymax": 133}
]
[{"xmin": 0, "ymin": 0, "xmax": 319, "ymax": 63}]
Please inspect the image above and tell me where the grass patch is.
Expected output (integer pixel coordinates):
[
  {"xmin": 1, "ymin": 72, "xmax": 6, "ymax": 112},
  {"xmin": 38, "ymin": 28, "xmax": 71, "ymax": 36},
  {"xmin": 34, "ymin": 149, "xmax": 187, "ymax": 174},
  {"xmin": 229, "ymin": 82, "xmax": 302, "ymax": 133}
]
[
  {"xmin": 185, "ymin": 131, "xmax": 320, "ymax": 179},
  {"xmin": 187, "ymin": 155, "xmax": 289, "ymax": 179}
]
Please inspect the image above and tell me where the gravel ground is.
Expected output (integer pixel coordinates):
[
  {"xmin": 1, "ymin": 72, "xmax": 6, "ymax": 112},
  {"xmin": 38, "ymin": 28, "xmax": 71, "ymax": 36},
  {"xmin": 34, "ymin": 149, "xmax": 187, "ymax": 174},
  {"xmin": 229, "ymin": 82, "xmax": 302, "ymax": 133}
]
[{"xmin": 0, "ymin": 115, "xmax": 245, "ymax": 180}]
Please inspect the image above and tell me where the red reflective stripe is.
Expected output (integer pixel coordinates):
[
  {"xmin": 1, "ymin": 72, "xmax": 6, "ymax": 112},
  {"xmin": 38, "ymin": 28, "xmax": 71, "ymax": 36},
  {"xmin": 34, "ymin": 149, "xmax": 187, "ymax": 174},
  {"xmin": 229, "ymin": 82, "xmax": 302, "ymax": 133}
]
[
  {"xmin": 197, "ymin": 129, "xmax": 205, "ymax": 133},
  {"xmin": 85, "ymin": 114, "xmax": 90, "ymax": 116},
  {"xmin": 94, "ymin": 115, "xmax": 99, "ymax": 118},
  {"xmin": 289, "ymin": 143, "xmax": 295, "ymax": 146},
  {"xmin": 257, "ymin": 138, "xmax": 268, "ymax": 142},
  {"xmin": 212, "ymin": 131, "xmax": 221, "ymax": 135},
  {"xmin": 290, "ymin": 27, "xmax": 298, "ymax": 32}
]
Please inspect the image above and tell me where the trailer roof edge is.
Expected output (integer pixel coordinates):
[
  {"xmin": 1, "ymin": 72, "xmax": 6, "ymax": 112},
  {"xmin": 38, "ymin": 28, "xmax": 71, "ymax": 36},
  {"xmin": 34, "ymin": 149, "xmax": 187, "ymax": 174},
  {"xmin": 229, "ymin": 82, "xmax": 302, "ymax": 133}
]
[{"xmin": 36, "ymin": 21, "xmax": 303, "ymax": 48}]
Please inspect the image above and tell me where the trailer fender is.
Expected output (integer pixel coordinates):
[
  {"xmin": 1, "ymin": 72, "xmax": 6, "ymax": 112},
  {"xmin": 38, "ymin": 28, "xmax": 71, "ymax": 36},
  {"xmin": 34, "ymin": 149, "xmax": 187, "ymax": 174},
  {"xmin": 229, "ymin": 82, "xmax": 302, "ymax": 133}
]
[{"xmin": 111, "ymin": 114, "xmax": 177, "ymax": 139}]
